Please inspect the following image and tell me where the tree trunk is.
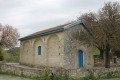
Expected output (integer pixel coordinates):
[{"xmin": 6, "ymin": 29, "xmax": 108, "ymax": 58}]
[
  {"xmin": 113, "ymin": 56, "xmax": 117, "ymax": 64},
  {"xmin": 100, "ymin": 49, "xmax": 104, "ymax": 59},
  {"xmin": 105, "ymin": 43, "xmax": 110, "ymax": 68}
]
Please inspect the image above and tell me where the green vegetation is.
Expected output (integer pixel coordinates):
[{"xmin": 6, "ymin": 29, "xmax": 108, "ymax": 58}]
[
  {"xmin": 31, "ymin": 76, "xmax": 72, "ymax": 80},
  {"xmin": 100, "ymin": 71, "xmax": 120, "ymax": 79},
  {"xmin": 7, "ymin": 47, "xmax": 20, "ymax": 62},
  {"xmin": 0, "ymin": 47, "xmax": 4, "ymax": 61},
  {"xmin": 0, "ymin": 47, "xmax": 10, "ymax": 62},
  {"xmin": 9, "ymin": 53, "xmax": 19, "ymax": 62},
  {"xmin": 31, "ymin": 68, "xmax": 73, "ymax": 80},
  {"xmin": 0, "ymin": 70, "xmax": 120, "ymax": 80},
  {"xmin": 81, "ymin": 71, "xmax": 120, "ymax": 80},
  {"xmin": 93, "ymin": 48, "xmax": 100, "ymax": 56},
  {"xmin": 0, "ymin": 47, "xmax": 20, "ymax": 62}
]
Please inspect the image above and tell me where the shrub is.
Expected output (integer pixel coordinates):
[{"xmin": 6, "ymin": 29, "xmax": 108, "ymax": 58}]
[
  {"xmin": 0, "ymin": 47, "xmax": 10, "ymax": 61},
  {"xmin": 0, "ymin": 48, "xmax": 3, "ymax": 61}
]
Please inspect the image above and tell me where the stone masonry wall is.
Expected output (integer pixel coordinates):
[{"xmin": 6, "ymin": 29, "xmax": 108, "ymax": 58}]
[
  {"xmin": 64, "ymin": 24, "xmax": 94, "ymax": 69},
  {"xmin": 20, "ymin": 31, "xmax": 64, "ymax": 68},
  {"xmin": 0, "ymin": 63, "xmax": 120, "ymax": 78},
  {"xmin": 0, "ymin": 63, "xmax": 43, "ymax": 77},
  {"xmin": 0, "ymin": 63, "xmax": 68, "ymax": 77}
]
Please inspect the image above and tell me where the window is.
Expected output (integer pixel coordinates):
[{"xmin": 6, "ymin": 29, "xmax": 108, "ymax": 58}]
[{"xmin": 38, "ymin": 46, "xmax": 41, "ymax": 55}]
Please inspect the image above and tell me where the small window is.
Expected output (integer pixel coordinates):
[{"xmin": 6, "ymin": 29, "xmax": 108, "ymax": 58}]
[{"xmin": 38, "ymin": 46, "xmax": 41, "ymax": 55}]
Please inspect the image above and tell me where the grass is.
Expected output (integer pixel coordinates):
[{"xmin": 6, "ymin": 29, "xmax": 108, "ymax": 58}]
[
  {"xmin": 0, "ymin": 69, "xmax": 120, "ymax": 80},
  {"xmin": 31, "ymin": 76, "xmax": 73, "ymax": 80}
]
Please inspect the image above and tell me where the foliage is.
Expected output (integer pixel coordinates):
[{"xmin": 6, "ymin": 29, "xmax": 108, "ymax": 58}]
[
  {"xmin": 9, "ymin": 53, "xmax": 19, "ymax": 62},
  {"xmin": 6, "ymin": 47, "xmax": 20, "ymax": 62},
  {"xmin": 0, "ymin": 47, "xmax": 20, "ymax": 62},
  {"xmin": 0, "ymin": 48, "xmax": 3, "ymax": 61},
  {"xmin": 0, "ymin": 24, "xmax": 19, "ymax": 62},
  {"xmin": 93, "ymin": 48, "xmax": 100, "ymax": 55},
  {"xmin": 0, "ymin": 47, "xmax": 10, "ymax": 61},
  {"xmin": 7, "ymin": 47, "xmax": 20, "ymax": 55},
  {"xmin": 78, "ymin": 71, "xmax": 120, "ymax": 80},
  {"xmin": 2, "ymin": 50, "xmax": 11, "ymax": 62},
  {"xmin": 98, "ymin": 71, "xmax": 120, "ymax": 79},
  {"xmin": 32, "ymin": 76, "xmax": 72, "ymax": 80}
]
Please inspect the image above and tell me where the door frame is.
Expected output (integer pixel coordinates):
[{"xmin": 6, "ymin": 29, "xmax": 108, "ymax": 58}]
[{"xmin": 78, "ymin": 50, "xmax": 84, "ymax": 68}]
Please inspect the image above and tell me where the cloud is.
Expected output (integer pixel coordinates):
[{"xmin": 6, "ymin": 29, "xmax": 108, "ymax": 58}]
[{"xmin": 0, "ymin": 0, "xmax": 119, "ymax": 38}]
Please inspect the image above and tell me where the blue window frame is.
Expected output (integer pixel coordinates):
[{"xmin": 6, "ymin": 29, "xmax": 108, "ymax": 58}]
[
  {"xmin": 78, "ymin": 50, "xmax": 84, "ymax": 68},
  {"xmin": 38, "ymin": 46, "xmax": 41, "ymax": 55}
]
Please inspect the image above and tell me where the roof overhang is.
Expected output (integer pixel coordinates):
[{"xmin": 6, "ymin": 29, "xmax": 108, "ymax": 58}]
[
  {"xmin": 19, "ymin": 28, "xmax": 64, "ymax": 41},
  {"xmin": 19, "ymin": 20, "xmax": 83, "ymax": 41}
]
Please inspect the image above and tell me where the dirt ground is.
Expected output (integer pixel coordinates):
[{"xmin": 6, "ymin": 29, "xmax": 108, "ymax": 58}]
[{"xmin": 0, "ymin": 74, "xmax": 32, "ymax": 80}]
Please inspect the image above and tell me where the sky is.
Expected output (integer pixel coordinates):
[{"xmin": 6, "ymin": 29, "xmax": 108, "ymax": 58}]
[{"xmin": 0, "ymin": 0, "xmax": 120, "ymax": 38}]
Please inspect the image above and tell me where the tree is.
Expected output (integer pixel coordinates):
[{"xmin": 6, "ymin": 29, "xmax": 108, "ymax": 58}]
[
  {"xmin": 78, "ymin": 12, "xmax": 106, "ymax": 59},
  {"xmin": 7, "ymin": 47, "xmax": 20, "ymax": 55},
  {"xmin": 98, "ymin": 2, "xmax": 120, "ymax": 68},
  {"xmin": 75, "ymin": 2, "xmax": 120, "ymax": 68},
  {"xmin": 0, "ymin": 24, "xmax": 20, "ymax": 48},
  {"xmin": 0, "ymin": 24, "xmax": 19, "ymax": 61}
]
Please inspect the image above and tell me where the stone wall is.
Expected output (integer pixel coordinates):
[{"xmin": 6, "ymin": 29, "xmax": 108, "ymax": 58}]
[
  {"xmin": 94, "ymin": 56, "xmax": 120, "ymax": 67},
  {"xmin": 20, "ymin": 31, "xmax": 64, "ymax": 68},
  {"xmin": 0, "ymin": 63, "xmax": 68, "ymax": 77},
  {"xmin": 64, "ymin": 24, "xmax": 94, "ymax": 69},
  {"xmin": 20, "ymin": 40, "xmax": 34, "ymax": 66},
  {"xmin": 91, "ymin": 67, "xmax": 120, "ymax": 78},
  {"xmin": 0, "ymin": 63, "xmax": 120, "ymax": 78},
  {"xmin": 0, "ymin": 63, "xmax": 43, "ymax": 77}
]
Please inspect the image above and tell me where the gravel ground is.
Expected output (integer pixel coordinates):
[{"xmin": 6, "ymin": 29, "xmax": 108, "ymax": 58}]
[{"xmin": 0, "ymin": 74, "xmax": 32, "ymax": 80}]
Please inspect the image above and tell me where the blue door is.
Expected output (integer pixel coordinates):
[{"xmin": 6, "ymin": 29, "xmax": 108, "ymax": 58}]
[{"xmin": 78, "ymin": 50, "xmax": 84, "ymax": 67}]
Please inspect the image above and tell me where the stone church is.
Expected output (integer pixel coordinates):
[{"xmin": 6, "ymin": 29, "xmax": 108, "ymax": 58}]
[{"xmin": 19, "ymin": 20, "xmax": 94, "ymax": 69}]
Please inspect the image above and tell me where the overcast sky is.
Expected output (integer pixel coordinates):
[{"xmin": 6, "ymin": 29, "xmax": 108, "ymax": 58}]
[{"xmin": 0, "ymin": 0, "xmax": 120, "ymax": 38}]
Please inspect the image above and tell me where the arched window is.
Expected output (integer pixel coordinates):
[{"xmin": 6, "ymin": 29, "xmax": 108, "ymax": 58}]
[
  {"xmin": 38, "ymin": 46, "xmax": 41, "ymax": 55},
  {"xmin": 78, "ymin": 50, "xmax": 84, "ymax": 67}
]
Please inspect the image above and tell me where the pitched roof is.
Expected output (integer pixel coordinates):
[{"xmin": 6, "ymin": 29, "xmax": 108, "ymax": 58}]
[{"xmin": 19, "ymin": 20, "xmax": 82, "ymax": 41}]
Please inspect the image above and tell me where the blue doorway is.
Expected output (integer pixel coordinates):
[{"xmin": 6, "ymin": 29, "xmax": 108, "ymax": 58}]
[{"xmin": 78, "ymin": 50, "xmax": 84, "ymax": 67}]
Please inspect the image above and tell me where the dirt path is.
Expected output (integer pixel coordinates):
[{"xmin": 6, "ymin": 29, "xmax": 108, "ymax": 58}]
[{"xmin": 0, "ymin": 74, "xmax": 32, "ymax": 80}]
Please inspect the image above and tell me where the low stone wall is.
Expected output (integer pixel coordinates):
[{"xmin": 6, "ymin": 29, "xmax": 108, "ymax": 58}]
[
  {"xmin": 0, "ymin": 63, "xmax": 43, "ymax": 77},
  {"xmin": 94, "ymin": 56, "xmax": 120, "ymax": 67},
  {"xmin": 0, "ymin": 63, "xmax": 120, "ymax": 78},
  {"xmin": 0, "ymin": 63, "xmax": 68, "ymax": 77},
  {"xmin": 91, "ymin": 67, "xmax": 120, "ymax": 78}
]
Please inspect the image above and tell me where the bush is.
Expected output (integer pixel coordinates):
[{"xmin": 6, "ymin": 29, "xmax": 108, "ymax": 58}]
[
  {"xmin": 0, "ymin": 47, "xmax": 20, "ymax": 62},
  {"xmin": 0, "ymin": 49, "xmax": 3, "ymax": 61},
  {"xmin": 6, "ymin": 47, "xmax": 20, "ymax": 62},
  {"xmin": 2, "ymin": 50, "xmax": 10, "ymax": 62},
  {"xmin": 9, "ymin": 53, "xmax": 19, "ymax": 62},
  {"xmin": 0, "ymin": 47, "xmax": 10, "ymax": 61}
]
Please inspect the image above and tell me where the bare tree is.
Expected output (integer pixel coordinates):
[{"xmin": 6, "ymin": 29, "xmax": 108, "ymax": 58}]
[
  {"xmin": 0, "ymin": 24, "xmax": 20, "ymax": 48},
  {"xmin": 75, "ymin": 2, "xmax": 120, "ymax": 68},
  {"xmin": 98, "ymin": 2, "xmax": 120, "ymax": 68},
  {"xmin": 78, "ymin": 12, "xmax": 106, "ymax": 59}
]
